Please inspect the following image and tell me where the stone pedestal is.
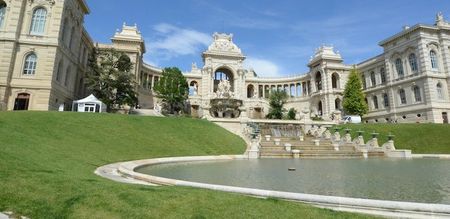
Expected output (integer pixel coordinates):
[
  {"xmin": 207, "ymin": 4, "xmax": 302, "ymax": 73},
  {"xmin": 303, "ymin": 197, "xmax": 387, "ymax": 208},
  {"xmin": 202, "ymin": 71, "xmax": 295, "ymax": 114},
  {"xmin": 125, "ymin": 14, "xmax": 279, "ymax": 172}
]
[
  {"xmin": 284, "ymin": 143, "xmax": 292, "ymax": 152},
  {"xmin": 274, "ymin": 139, "xmax": 281, "ymax": 146},
  {"xmin": 248, "ymin": 139, "xmax": 260, "ymax": 159},
  {"xmin": 292, "ymin": 149, "xmax": 301, "ymax": 158},
  {"xmin": 299, "ymin": 135, "xmax": 304, "ymax": 142},
  {"xmin": 265, "ymin": 135, "xmax": 271, "ymax": 141},
  {"xmin": 333, "ymin": 143, "xmax": 339, "ymax": 151},
  {"xmin": 313, "ymin": 139, "xmax": 320, "ymax": 146}
]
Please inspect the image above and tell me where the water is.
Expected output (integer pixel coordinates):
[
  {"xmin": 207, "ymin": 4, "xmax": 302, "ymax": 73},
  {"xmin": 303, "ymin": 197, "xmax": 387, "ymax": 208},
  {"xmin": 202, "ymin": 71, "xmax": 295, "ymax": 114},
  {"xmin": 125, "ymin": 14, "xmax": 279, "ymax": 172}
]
[{"xmin": 136, "ymin": 158, "xmax": 450, "ymax": 204}]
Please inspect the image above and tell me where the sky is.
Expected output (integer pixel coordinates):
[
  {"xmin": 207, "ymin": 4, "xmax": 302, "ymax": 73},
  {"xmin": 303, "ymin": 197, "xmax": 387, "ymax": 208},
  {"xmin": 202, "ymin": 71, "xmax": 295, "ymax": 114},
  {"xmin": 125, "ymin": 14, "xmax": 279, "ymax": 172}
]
[{"xmin": 84, "ymin": 0, "xmax": 450, "ymax": 77}]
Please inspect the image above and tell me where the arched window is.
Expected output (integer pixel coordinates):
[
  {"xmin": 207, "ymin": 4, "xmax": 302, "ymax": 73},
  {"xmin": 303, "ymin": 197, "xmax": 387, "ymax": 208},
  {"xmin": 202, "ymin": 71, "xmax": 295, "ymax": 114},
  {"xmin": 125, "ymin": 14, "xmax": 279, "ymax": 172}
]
[
  {"xmin": 383, "ymin": 93, "xmax": 389, "ymax": 108},
  {"xmin": 331, "ymin": 73, "xmax": 339, "ymax": 89},
  {"xmin": 430, "ymin": 50, "xmax": 438, "ymax": 69},
  {"xmin": 213, "ymin": 68, "xmax": 233, "ymax": 92},
  {"xmin": 14, "ymin": 93, "xmax": 30, "ymax": 111},
  {"xmin": 315, "ymin": 72, "xmax": 322, "ymax": 91},
  {"xmin": 64, "ymin": 66, "xmax": 71, "ymax": 86},
  {"xmin": 408, "ymin": 53, "xmax": 418, "ymax": 72},
  {"xmin": 395, "ymin": 58, "xmax": 404, "ymax": 78},
  {"xmin": 373, "ymin": 96, "xmax": 379, "ymax": 109},
  {"xmin": 189, "ymin": 81, "xmax": 198, "ymax": 96},
  {"xmin": 335, "ymin": 98, "xmax": 341, "ymax": 110},
  {"xmin": 362, "ymin": 75, "xmax": 367, "ymax": 89},
  {"xmin": 56, "ymin": 60, "xmax": 63, "ymax": 81},
  {"xmin": 30, "ymin": 7, "xmax": 47, "ymax": 35},
  {"xmin": 413, "ymin": 86, "xmax": 422, "ymax": 102},
  {"xmin": 399, "ymin": 89, "xmax": 407, "ymax": 105},
  {"xmin": 0, "ymin": 2, "xmax": 6, "ymax": 29},
  {"xmin": 23, "ymin": 53, "xmax": 37, "ymax": 75},
  {"xmin": 68, "ymin": 26, "xmax": 75, "ymax": 49},
  {"xmin": 380, "ymin": 67, "xmax": 386, "ymax": 84},
  {"xmin": 61, "ymin": 18, "xmax": 68, "ymax": 43},
  {"xmin": 247, "ymin": 84, "xmax": 254, "ymax": 98},
  {"xmin": 370, "ymin": 71, "xmax": 376, "ymax": 87},
  {"xmin": 437, "ymin": 83, "xmax": 444, "ymax": 99},
  {"xmin": 317, "ymin": 101, "xmax": 323, "ymax": 116}
]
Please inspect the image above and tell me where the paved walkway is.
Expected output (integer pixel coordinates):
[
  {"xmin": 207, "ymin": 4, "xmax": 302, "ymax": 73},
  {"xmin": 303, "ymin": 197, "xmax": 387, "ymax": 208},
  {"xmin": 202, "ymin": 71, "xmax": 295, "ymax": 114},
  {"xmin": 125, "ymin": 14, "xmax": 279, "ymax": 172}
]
[
  {"xmin": 94, "ymin": 163, "xmax": 156, "ymax": 186},
  {"xmin": 0, "ymin": 213, "xmax": 8, "ymax": 219}
]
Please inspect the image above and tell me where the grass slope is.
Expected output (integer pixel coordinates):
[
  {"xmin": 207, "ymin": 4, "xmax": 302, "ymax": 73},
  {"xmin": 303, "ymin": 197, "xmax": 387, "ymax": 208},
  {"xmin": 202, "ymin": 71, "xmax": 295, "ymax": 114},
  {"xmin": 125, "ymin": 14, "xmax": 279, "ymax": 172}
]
[
  {"xmin": 0, "ymin": 112, "xmax": 374, "ymax": 219},
  {"xmin": 336, "ymin": 123, "xmax": 450, "ymax": 154}
]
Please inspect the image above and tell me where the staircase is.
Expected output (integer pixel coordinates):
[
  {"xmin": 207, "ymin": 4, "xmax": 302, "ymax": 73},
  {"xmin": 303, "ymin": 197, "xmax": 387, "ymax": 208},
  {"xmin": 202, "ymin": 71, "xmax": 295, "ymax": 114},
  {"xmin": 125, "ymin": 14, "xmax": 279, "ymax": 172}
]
[
  {"xmin": 129, "ymin": 109, "xmax": 164, "ymax": 117},
  {"xmin": 259, "ymin": 136, "xmax": 385, "ymax": 159}
]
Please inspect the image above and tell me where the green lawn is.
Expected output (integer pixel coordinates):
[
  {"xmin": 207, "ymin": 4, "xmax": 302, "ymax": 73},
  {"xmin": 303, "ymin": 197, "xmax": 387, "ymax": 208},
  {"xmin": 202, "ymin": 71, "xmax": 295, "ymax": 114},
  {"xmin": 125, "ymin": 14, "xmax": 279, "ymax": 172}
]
[
  {"xmin": 335, "ymin": 123, "xmax": 450, "ymax": 154},
  {"xmin": 0, "ymin": 112, "xmax": 375, "ymax": 219}
]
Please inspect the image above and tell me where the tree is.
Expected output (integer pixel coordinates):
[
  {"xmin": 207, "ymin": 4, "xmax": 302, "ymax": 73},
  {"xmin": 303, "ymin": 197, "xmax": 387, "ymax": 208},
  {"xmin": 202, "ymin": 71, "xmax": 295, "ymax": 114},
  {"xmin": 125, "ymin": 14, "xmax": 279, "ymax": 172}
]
[
  {"xmin": 86, "ymin": 48, "xmax": 138, "ymax": 112},
  {"xmin": 154, "ymin": 67, "xmax": 189, "ymax": 115},
  {"xmin": 266, "ymin": 90, "xmax": 288, "ymax": 119},
  {"xmin": 343, "ymin": 67, "xmax": 368, "ymax": 116},
  {"xmin": 287, "ymin": 108, "xmax": 297, "ymax": 120}
]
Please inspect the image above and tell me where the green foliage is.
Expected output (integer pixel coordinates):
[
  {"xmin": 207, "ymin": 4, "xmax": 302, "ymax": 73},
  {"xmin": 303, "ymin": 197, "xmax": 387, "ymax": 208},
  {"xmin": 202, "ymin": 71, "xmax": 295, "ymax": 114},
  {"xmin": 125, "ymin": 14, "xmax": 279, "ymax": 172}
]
[
  {"xmin": 0, "ymin": 112, "xmax": 374, "ymax": 218},
  {"xmin": 266, "ymin": 90, "xmax": 288, "ymax": 119},
  {"xmin": 287, "ymin": 108, "xmax": 297, "ymax": 120},
  {"xmin": 86, "ymin": 48, "xmax": 138, "ymax": 111},
  {"xmin": 154, "ymin": 67, "xmax": 189, "ymax": 115},
  {"xmin": 311, "ymin": 115, "xmax": 325, "ymax": 121},
  {"xmin": 343, "ymin": 67, "xmax": 368, "ymax": 116}
]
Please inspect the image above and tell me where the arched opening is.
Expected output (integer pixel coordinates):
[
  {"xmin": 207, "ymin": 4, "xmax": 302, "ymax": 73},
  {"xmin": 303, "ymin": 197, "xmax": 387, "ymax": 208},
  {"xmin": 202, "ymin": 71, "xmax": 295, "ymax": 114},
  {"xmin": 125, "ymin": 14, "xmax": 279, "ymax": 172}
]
[
  {"xmin": 213, "ymin": 68, "xmax": 234, "ymax": 92},
  {"xmin": 189, "ymin": 81, "xmax": 198, "ymax": 96},
  {"xmin": 14, "ymin": 93, "xmax": 30, "ymax": 111},
  {"xmin": 318, "ymin": 101, "xmax": 323, "ymax": 116},
  {"xmin": 331, "ymin": 73, "xmax": 339, "ymax": 89},
  {"xmin": 370, "ymin": 71, "xmax": 376, "ymax": 87},
  {"xmin": 23, "ymin": 53, "xmax": 37, "ymax": 75},
  {"xmin": 315, "ymin": 71, "xmax": 322, "ymax": 91},
  {"xmin": 430, "ymin": 50, "xmax": 438, "ymax": 69},
  {"xmin": 437, "ymin": 83, "xmax": 444, "ymax": 99},
  {"xmin": 335, "ymin": 98, "xmax": 341, "ymax": 111},
  {"xmin": 247, "ymin": 84, "xmax": 254, "ymax": 98},
  {"xmin": 30, "ymin": 7, "xmax": 47, "ymax": 35}
]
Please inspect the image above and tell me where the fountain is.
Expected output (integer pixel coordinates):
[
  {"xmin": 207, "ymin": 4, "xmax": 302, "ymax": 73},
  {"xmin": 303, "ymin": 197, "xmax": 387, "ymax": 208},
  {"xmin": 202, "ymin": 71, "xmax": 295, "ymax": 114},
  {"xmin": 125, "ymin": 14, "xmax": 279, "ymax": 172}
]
[{"xmin": 209, "ymin": 79, "xmax": 243, "ymax": 118}]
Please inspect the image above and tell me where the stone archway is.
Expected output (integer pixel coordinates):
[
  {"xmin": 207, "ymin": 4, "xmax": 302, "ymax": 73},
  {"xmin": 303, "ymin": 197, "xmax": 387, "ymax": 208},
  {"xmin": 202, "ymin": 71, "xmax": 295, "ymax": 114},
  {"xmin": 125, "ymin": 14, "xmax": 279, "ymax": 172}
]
[
  {"xmin": 247, "ymin": 84, "xmax": 254, "ymax": 98},
  {"xmin": 213, "ymin": 68, "xmax": 234, "ymax": 92}
]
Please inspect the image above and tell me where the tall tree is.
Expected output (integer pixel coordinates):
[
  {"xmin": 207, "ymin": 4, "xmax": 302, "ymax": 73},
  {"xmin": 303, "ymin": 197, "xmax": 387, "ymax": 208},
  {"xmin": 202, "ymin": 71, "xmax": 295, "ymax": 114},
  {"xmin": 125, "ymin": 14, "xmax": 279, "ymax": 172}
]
[
  {"xmin": 266, "ymin": 90, "xmax": 288, "ymax": 119},
  {"xmin": 154, "ymin": 67, "xmax": 189, "ymax": 115},
  {"xmin": 86, "ymin": 48, "xmax": 137, "ymax": 111},
  {"xmin": 343, "ymin": 67, "xmax": 368, "ymax": 116}
]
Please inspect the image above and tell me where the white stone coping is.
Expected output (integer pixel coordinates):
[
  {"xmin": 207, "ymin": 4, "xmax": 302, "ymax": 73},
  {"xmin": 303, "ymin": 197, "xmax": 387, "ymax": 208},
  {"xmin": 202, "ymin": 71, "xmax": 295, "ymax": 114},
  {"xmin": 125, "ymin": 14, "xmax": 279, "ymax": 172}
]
[
  {"xmin": 412, "ymin": 154, "xmax": 450, "ymax": 159},
  {"xmin": 109, "ymin": 155, "xmax": 450, "ymax": 218}
]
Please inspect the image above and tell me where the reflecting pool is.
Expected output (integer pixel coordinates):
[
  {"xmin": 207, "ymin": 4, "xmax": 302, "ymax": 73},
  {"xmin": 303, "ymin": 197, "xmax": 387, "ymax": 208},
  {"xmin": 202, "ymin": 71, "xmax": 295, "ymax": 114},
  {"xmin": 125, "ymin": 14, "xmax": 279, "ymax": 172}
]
[{"xmin": 136, "ymin": 158, "xmax": 450, "ymax": 204}]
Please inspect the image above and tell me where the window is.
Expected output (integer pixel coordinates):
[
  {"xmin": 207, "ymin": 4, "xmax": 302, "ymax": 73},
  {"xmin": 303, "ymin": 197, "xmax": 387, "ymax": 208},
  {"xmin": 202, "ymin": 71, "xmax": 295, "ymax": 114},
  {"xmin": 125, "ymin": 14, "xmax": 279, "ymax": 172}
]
[
  {"xmin": 331, "ymin": 73, "xmax": 339, "ymax": 89},
  {"xmin": 399, "ymin": 89, "xmax": 407, "ymax": 105},
  {"xmin": 430, "ymin": 50, "xmax": 438, "ymax": 70},
  {"xmin": 370, "ymin": 71, "xmax": 376, "ymax": 87},
  {"xmin": 68, "ymin": 26, "xmax": 75, "ymax": 49},
  {"xmin": 437, "ymin": 83, "xmax": 444, "ymax": 99},
  {"xmin": 362, "ymin": 75, "xmax": 367, "ymax": 89},
  {"xmin": 23, "ymin": 53, "xmax": 37, "ymax": 75},
  {"xmin": 56, "ymin": 61, "xmax": 63, "ymax": 81},
  {"xmin": 64, "ymin": 66, "xmax": 71, "ymax": 86},
  {"xmin": 408, "ymin": 53, "xmax": 418, "ymax": 72},
  {"xmin": 413, "ymin": 86, "xmax": 422, "ymax": 102},
  {"xmin": 380, "ymin": 68, "xmax": 386, "ymax": 84},
  {"xmin": 373, "ymin": 96, "xmax": 379, "ymax": 109},
  {"xmin": 395, "ymin": 58, "xmax": 404, "ymax": 78},
  {"xmin": 30, "ymin": 8, "xmax": 47, "ymax": 35},
  {"xmin": 61, "ymin": 18, "xmax": 68, "ymax": 43},
  {"xmin": 383, "ymin": 93, "xmax": 389, "ymax": 108},
  {"xmin": 315, "ymin": 72, "xmax": 322, "ymax": 91},
  {"xmin": 0, "ymin": 2, "xmax": 6, "ymax": 29}
]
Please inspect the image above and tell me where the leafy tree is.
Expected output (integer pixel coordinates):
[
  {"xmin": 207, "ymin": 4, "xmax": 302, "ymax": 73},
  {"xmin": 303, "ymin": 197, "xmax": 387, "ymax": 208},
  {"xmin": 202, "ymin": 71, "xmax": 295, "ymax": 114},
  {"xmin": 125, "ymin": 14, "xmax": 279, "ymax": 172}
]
[
  {"xmin": 86, "ymin": 48, "xmax": 138, "ymax": 112},
  {"xmin": 266, "ymin": 90, "xmax": 288, "ymax": 119},
  {"xmin": 154, "ymin": 67, "xmax": 189, "ymax": 115},
  {"xmin": 287, "ymin": 108, "xmax": 297, "ymax": 120},
  {"xmin": 343, "ymin": 67, "xmax": 368, "ymax": 116}
]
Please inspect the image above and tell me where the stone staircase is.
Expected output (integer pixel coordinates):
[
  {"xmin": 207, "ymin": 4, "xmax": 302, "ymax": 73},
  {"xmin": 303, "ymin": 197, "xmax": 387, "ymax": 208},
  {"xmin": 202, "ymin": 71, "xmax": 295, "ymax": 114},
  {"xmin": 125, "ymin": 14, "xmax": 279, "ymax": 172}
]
[
  {"xmin": 129, "ymin": 109, "xmax": 164, "ymax": 117},
  {"xmin": 259, "ymin": 136, "xmax": 385, "ymax": 159}
]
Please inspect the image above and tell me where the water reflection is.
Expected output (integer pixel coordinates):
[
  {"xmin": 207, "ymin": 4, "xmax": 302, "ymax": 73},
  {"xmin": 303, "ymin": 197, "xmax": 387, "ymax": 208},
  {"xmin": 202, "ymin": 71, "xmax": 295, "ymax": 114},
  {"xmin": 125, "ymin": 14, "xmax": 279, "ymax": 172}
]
[{"xmin": 136, "ymin": 159, "xmax": 450, "ymax": 204}]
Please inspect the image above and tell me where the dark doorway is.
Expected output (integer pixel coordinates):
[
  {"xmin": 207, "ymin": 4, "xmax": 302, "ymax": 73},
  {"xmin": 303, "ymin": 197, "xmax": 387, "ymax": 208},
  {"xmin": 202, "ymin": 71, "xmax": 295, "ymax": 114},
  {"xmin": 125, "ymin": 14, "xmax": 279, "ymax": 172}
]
[
  {"xmin": 14, "ymin": 93, "xmax": 30, "ymax": 111},
  {"xmin": 443, "ymin": 112, "xmax": 448, "ymax": 124}
]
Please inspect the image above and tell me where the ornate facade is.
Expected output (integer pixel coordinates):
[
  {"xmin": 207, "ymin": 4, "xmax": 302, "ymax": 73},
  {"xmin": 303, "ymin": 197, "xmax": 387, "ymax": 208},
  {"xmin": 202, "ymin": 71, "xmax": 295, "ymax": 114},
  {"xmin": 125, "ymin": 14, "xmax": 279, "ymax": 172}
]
[{"xmin": 1, "ymin": 0, "xmax": 449, "ymax": 123}]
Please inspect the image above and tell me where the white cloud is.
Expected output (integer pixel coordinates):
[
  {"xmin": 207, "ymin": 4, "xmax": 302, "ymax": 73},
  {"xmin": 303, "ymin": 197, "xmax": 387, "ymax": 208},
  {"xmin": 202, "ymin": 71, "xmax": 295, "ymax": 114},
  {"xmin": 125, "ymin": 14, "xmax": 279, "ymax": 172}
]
[
  {"xmin": 148, "ymin": 23, "xmax": 211, "ymax": 59},
  {"xmin": 245, "ymin": 57, "xmax": 281, "ymax": 78}
]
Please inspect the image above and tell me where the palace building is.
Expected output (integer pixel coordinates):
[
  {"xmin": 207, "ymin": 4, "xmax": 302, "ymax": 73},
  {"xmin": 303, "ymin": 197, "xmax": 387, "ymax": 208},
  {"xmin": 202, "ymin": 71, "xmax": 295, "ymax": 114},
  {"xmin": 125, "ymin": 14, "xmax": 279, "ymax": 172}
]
[{"xmin": 0, "ymin": 0, "xmax": 449, "ymax": 123}]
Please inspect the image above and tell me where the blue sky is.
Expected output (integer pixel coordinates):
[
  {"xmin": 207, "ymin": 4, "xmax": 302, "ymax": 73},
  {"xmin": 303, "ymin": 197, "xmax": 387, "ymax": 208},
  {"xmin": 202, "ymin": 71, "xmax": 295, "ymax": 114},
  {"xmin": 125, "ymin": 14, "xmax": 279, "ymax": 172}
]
[{"xmin": 85, "ymin": 0, "xmax": 450, "ymax": 77}]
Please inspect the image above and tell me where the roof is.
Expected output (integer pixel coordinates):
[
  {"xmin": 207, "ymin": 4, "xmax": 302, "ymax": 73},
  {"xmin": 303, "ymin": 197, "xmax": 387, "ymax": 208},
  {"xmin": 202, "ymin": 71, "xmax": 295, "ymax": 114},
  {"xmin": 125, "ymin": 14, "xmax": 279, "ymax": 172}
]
[{"xmin": 73, "ymin": 94, "xmax": 104, "ymax": 104}]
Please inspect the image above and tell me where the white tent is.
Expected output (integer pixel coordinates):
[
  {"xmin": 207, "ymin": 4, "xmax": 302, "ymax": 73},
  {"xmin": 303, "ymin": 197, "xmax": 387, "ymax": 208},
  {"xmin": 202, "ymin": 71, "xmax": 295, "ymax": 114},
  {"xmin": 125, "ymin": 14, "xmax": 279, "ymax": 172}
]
[{"xmin": 72, "ymin": 94, "xmax": 107, "ymax": 113}]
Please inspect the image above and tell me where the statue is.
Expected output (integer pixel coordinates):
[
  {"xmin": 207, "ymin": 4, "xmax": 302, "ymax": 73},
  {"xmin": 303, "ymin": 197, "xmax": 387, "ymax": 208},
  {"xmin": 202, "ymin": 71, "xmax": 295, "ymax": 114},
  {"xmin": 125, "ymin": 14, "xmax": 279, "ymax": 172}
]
[{"xmin": 215, "ymin": 79, "xmax": 234, "ymax": 98}]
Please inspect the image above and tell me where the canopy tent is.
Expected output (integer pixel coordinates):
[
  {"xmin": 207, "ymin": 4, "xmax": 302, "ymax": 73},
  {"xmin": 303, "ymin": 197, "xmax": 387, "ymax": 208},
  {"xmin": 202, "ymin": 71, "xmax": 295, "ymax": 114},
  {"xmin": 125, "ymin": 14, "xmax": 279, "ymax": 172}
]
[{"xmin": 72, "ymin": 94, "xmax": 107, "ymax": 113}]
